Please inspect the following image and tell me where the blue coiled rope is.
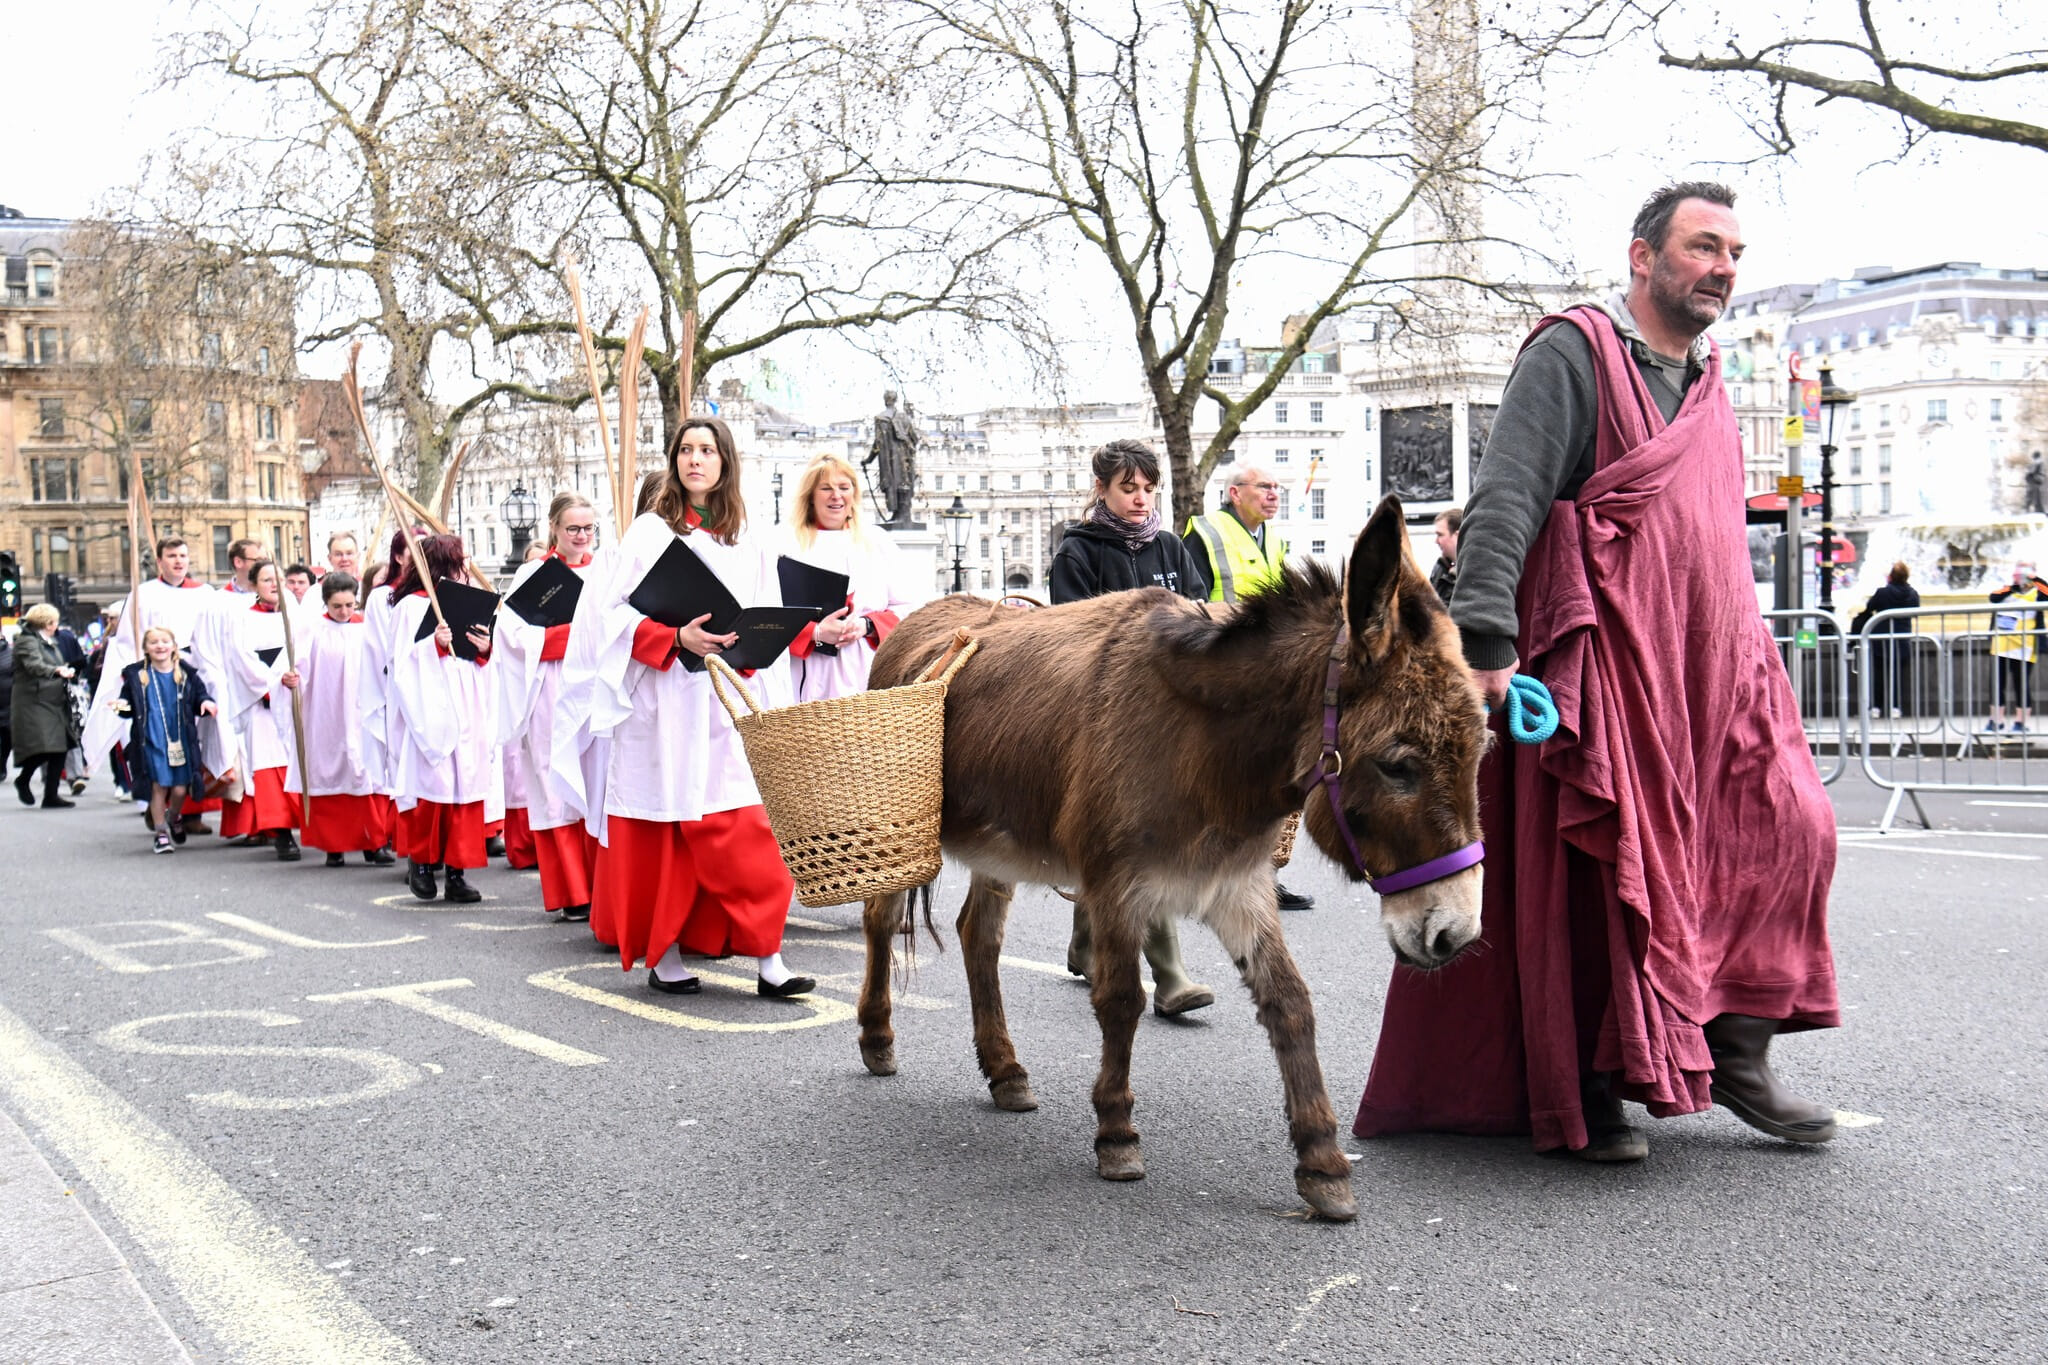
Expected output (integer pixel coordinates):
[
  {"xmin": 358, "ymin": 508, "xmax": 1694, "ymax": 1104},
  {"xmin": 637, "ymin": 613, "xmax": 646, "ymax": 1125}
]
[{"xmin": 1491, "ymin": 673, "xmax": 1559, "ymax": 745}]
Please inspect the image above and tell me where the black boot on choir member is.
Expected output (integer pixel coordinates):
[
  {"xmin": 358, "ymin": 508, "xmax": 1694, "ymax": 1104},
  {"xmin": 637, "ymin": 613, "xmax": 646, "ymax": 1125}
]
[
  {"xmin": 1572, "ymin": 1072, "xmax": 1648, "ymax": 1163},
  {"xmin": 558, "ymin": 903, "xmax": 591, "ymax": 923},
  {"xmin": 1704, "ymin": 1014, "xmax": 1838, "ymax": 1144},
  {"xmin": 325, "ymin": 852, "xmax": 346, "ymax": 868},
  {"xmin": 408, "ymin": 861, "xmax": 439, "ymax": 901},
  {"xmin": 275, "ymin": 831, "xmax": 301, "ymax": 862},
  {"xmin": 484, "ymin": 834, "xmax": 506, "ymax": 858},
  {"xmin": 443, "ymin": 868, "xmax": 483, "ymax": 904},
  {"xmin": 363, "ymin": 846, "xmax": 396, "ymax": 866}
]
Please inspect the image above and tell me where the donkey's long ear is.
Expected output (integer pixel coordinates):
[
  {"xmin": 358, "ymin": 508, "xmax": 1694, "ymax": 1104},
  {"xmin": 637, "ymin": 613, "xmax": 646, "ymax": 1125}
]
[{"xmin": 1345, "ymin": 494, "xmax": 1407, "ymax": 657}]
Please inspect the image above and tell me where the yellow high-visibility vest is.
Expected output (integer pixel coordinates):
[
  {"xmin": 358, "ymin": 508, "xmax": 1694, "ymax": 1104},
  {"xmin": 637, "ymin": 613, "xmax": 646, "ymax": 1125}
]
[{"xmin": 1186, "ymin": 512, "xmax": 1287, "ymax": 603}]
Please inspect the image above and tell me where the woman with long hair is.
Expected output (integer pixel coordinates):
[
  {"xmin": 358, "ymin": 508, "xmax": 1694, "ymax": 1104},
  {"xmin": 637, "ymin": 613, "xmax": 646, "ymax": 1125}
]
[
  {"xmin": 206, "ymin": 560, "xmax": 304, "ymax": 860},
  {"xmin": 114, "ymin": 626, "xmax": 219, "ymax": 853},
  {"xmin": 497, "ymin": 492, "xmax": 603, "ymax": 921},
  {"xmin": 387, "ymin": 533, "xmax": 498, "ymax": 903},
  {"xmin": 1047, "ymin": 439, "xmax": 1215, "ymax": 1015},
  {"xmin": 777, "ymin": 453, "xmax": 927, "ymax": 701},
  {"xmin": 561, "ymin": 415, "xmax": 813, "ymax": 997}
]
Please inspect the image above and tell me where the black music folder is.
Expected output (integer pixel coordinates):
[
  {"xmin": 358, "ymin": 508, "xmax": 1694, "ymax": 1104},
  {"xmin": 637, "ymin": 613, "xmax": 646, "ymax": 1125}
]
[
  {"xmin": 776, "ymin": 556, "xmax": 851, "ymax": 617},
  {"xmin": 412, "ymin": 578, "xmax": 502, "ymax": 661},
  {"xmin": 254, "ymin": 646, "xmax": 283, "ymax": 668},
  {"xmin": 503, "ymin": 556, "xmax": 583, "ymax": 628},
  {"xmin": 628, "ymin": 538, "xmax": 812, "ymax": 672}
]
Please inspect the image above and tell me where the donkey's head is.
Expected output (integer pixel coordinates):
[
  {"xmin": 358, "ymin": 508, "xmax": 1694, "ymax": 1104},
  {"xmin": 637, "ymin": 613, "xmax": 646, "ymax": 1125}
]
[{"xmin": 1300, "ymin": 495, "xmax": 1488, "ymax": 970}]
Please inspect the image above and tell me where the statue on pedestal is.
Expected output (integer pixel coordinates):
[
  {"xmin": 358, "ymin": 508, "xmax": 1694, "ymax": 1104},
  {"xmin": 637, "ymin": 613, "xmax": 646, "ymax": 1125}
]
[{"xmin": 863, "ymin": 389, "xmax": 924, "ymax": 529}]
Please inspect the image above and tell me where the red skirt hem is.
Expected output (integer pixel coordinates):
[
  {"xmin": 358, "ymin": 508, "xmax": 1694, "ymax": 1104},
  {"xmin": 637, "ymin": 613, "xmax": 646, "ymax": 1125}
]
[
  {"xmin": 303, "ymin": 793, "xmax": 396, "ymax": 853},
  {"xmin": 535, "ymin": 823, "xmax": 598, "ymax": 911},
  {"xmin": 503, "ymin": 806, "xmax": 539, "ymax": 869},
  {"xmin": 397, "ymin": 800, "xmax": 488, "ymax": 869},
  {"xmin": 219, "ymin": 767, "xmax": 300, "ymax": 838},
  {"xmin": 591, "ymin": 809, "xmax": 794, "ymax": 969}
]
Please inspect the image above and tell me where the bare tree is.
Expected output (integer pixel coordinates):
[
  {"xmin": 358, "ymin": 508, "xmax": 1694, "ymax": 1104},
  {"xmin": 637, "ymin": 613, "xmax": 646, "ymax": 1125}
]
[
  {"xmin": 437, "ymin": 0, "xmax": 1057, "ymax": 453},
  {"xmin": 881, "ymin": 0, "xmax": 1568, "ymax": 526},
  {"xmin": 156, "ymin": 0, "xmax": 585, "ymax": 502},
  {"xmin": 1639, "ymin": 1, "xmax": 2047, "ymax": 158}
]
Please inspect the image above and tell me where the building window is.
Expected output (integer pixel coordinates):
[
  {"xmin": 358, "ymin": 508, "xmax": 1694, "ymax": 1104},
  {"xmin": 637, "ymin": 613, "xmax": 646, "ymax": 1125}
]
[
  {"xmin": 47, "ymin": 529, "xmax": 73, "ymax": 574},
  {"xmin": 119, "ymin": 459, "xmax": 168, "ymax": 502},
  {"xmin": 1274, "ymin": 401, "xmax": 1289, "ymax": 425},
  {"xmin": 1878, "ymin": 405, "xmax": 1890, "ymax": 427},
  {"xmin": 1851, "ymin": 485, "xmax": 1864, "ymax": 517},
  {"xmin": 1277, "ymin": 486, "xmax": 1292, "ymax": 519},
  {"xmin": 1310, "ymin": 487, "xmax": 1326, "ymax": 520},
  {"xmin": 271, "ymin": 525, "xmax": 287, "ymax": 561},
  {"xmin": 37, "ymin": 398, "xmax": 64, "ymax": 438},
  {"xmin": 1309, "ymin": 400, "xmax": 1324, "ymax": 424},
  {"xmin": 200, "ymin": 332, "xmax": 223, "ymax": 367},
  {"xmin": 978, "ymin": 474, "xmax": 989, "ymax": 490},
  {"xmin": 213, "ymin": 526, "xmax": 234, "ymax": 576},
  {"xmin": 1849, "ymin": 406, "xmax": 1862, "ymax": 430},
  {"xmin": 978, "ymin": 510, "xmax": 989, "ymax": 526},
  {"xmin": 1362, "ymin": 408, "xmax": 1374, "ymax": 431},
  {"xmin": 26, "ymin": 327, "xmax": 64, "ymax": 364},
  {"xmin": 1010, "ymin": 473, "xmax": 1022, "ymax": 490},
  {"xmin": 1878, "ymin": 444, "xmax": 1892, "ymax": 474},
  {"xmin": 209, "ymin": 460, "xmax": 230, "ymax": 500},
  {"xmin": 979, "ymin": 536, "xmax": 990, "ymax": 558},
  {"xmin": 1274, "ymin": 448, "xmax": 1290, "ymax": 463},
  {"xmin": 256, "ymin": 405, "xmax": 279, "ymax": 442},
  {"xmin": 255, "ymin": 346, "xmax": 271, "ymax": 376},
  {"xmin": 29, "ymin": 458, "xmax": 79, "ymax": 502},
  {"xmin": 1990, "ymin": 398, "xmax": 2004, "ymax": 422},
  {"xmin": 30, "ymin": 260, "xmax": 57, "ymax": 298},
  {"xmin": 206, "ymin": 401, "xmax": 226, "ymax": 438},
  {"xmin": 258, "ymin": 463, "xmax": 282, "ymax": 501},
  {"xmin": 1308, "ymin": 447, "xmax": 1325, "ymax": 470},
  {"xmin": 1880, "ymin": 482, "xmax": 1892, "ymax": 514},
  {"xmin": 129, "ymin": 399, "xmax": 154, "ymax": 438},
  {"xmin": 1848, "ymin": 447, "xmax": 1862, "ymax": 477},
  {"xmin": 1990, "ymin": 361, "xmax": 2003, "ymax": 379},
  {"xmin": 1927, "ymin": 398, "xmax": 1948, "ymax": 423},
  {"xmin": 1310, "ymin": 539, "xmax": 1326, "ymax": 556},
  {"xmin": 1066, "ymin": 471, "xmax": 1076, "ymax": 490},
  {"xmin": 1043, "ymin": 470, "xmax": 1053, "ymax": 489}
]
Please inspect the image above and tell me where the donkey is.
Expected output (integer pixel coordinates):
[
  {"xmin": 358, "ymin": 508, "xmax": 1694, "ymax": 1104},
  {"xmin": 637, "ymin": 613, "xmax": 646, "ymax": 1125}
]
[{"xmin": 856, "ymin": 495, "xmax": 1487, "ymax": 1221}]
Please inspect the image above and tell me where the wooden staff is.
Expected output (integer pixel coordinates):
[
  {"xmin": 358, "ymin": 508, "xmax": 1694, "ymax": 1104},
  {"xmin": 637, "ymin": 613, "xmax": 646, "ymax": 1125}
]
[
  {"xmin": 679, "ymin": 308, "xmax": 696, "ymax": 418},
  {"xmin": 618, "ymin": 308, "xmax": 648, "ymax": 516},
  {"xmin": 563, "ymin": 262, "xmax": 628, "ymax": 537},
  {"xmin": 278, "ymin": 586, "xmax": 310, "ymax": 802},
  {"xmin": 122, "ymin": 444, "xmax": 160, "ymax": 650},
  {"xmin": 341, "ymin": 343, "xmax": 449, "ymax": 635}
]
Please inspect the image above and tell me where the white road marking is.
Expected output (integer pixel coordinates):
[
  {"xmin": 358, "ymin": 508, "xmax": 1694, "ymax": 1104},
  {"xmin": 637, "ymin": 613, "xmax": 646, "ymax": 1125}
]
[
  {"xmin": 206, "ymin": 912, "xmax": 424, "ymax": 951},
  {"xmin": 1833, "ymin": 1109, "xmax": 1884, "ymax": 1129},
  {"xmin": 307, "ymin": 980, "xmax": 606, "ymax": 1066},
  {"xmin": 98, "ymin": 1011, "xmax": 422, "ymax": 1111},
  {"xmin": 1838, "ymin": 842, "xmax": 2039, "ymax": 862},
  {"xmin": 777, "ymin": 937, "xmax": 954, "ymax": 1010},
  {"xmin": 784, "ymin": 914, "xmax": 853, "ymax": 933},
  {"xmin": 452, "ymin": 921, "xmax": 557, "ymax": 932},
  {"xmin": 1967, "ymin": 800, "xmax": 2048, "ymax": 809},
  {"xmin": 526, "ymin": 963, "xmax": 855, "ymax": 1033},
  {"xmin": 43, "ymin": 920, "xmax": 268, "ymax": 974},
  {"xmin": 1278, "ymin": 1272, "xmax": 1362, "ymax": 1350},
  {"xmin": 0, "ymin": 1001, "xmax": 423, "ymax": 1363}
]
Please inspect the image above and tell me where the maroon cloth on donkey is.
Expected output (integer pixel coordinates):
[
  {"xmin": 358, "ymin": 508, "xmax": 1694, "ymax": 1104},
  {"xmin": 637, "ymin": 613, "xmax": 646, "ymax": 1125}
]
[{"xmin": 1355, "ymin": 306, "xmax": 1840, "ymax": 1152}]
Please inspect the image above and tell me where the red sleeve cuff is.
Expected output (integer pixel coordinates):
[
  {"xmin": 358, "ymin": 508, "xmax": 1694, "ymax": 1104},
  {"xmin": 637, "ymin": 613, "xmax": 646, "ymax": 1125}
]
[
  {"xmin": 866, "ymin": 610, "xmax": 901, "ymax": 648},
  {"xmin": 541, "ymin": 623, "xmax": 572, "ymax": 662},
  {"xmin": 435, "ymin": 639, "xmax": 453, "ymax": 659},
  {"xmin": 788, "ymin": 621, "xmax": 819, "ymax": 660},
  {"xmin": 631, "ymin": 617, "xmax": 680, "ymax": 671}
]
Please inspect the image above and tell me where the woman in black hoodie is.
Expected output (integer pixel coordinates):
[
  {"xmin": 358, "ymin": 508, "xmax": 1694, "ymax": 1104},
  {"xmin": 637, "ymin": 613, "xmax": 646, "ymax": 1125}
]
[{"xmin": 1047, "ymin": 439, "xmax": 1215, "ymax": 1015}]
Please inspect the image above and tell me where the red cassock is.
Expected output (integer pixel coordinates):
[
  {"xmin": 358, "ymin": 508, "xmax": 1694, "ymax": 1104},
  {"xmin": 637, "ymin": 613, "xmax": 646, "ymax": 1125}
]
[{"xmin": 1355, "ymin": 308, "xmax": 1840, "ymax": 1153}]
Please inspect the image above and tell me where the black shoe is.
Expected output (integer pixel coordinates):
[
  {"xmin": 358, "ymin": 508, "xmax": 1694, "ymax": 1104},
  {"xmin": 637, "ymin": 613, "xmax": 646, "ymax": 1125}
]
[
  {"xmin": 485, "ymin": 835, "xmax": 507, "ymax": 858},
  {"xmin": 559, "ymin": 903, "xmax": 591, "ymax": 923},
  {"xmin": 758, "ymin": 974, "xmax": 817, "ymax": 998},
  {"xmin": 408, "ymin": 861, "xmax": 439, "ymax": 901},
  {"xmin": 1275, "ymin": 883, "xmax": 1315, "ymax": 912},
  {"xmin": 14, "ymin": 777, "xmax": 33, "ymax": 806},
  {"xmin": 41, "ymin": 795, "xmax": 76, "ymax": 809},
  {"xmin": 363, "ymin": 847, "xmax": 396, "ymax": 866},
  {"xmin": 325, "ymin": 852, "xmax": 346, "ymax": 868},
  {"xmin": 276, "ymin": 832, "xmax": 302, "ymax": 862},
  {"xmin": 648, "ymin": 969, "xmax": 701, "ymax": 995},
  {"xmin": 181, "ymin": 817, "xmax": 212, "ymax": 835},
  {"xmin": 443, "ymin": 870, "xmax": 483, "ymax": 904},
  {"xmin": 169, "ymin": 822, "xmax": 188, "ymax": 845}
]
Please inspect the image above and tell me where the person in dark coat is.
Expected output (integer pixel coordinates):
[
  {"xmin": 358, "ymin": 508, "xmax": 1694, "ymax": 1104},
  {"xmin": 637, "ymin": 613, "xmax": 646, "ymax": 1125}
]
[
  {"xmin": 12, "ymin": 605, "xmax": 80, "ymax": 808},
  {"xmin": 0, "ymin": 632, "xmax": 14, "ymax": 774},
  {"xmin": 1849, "ymin": 561, "xmax": 1922, "ymax": 717},
  {"xmin": 1047, "ymin": 439, "xmax": 1215, "ymax": 1016},
  {"xmin": 115, "ymin": 625, "xmax": 219, "ymax": 853}
]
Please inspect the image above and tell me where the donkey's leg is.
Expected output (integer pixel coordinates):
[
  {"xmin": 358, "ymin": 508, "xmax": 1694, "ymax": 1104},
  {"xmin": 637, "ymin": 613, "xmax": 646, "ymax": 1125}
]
[
  {"xmin": 1082, "ymin": 883, "xmax": 1149, "ymax": 1181},
  {"xmin": 857, "ymin": 890, "xmax": 908, "ymax": 1076},
  {"xmin": 957, "ymin": 872, "xmax": 1037, "ymax": 1112},
  {"xmin": 1204, "ymin": 869, "xmax": 1359, "ymax": 1222}
]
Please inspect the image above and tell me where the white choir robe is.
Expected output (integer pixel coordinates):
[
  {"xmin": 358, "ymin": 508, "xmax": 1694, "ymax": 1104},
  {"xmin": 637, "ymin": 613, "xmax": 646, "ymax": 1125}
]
[
  {"xmin": 775, "ymin": 527, "xmax": 929, "ymax": 702},
  {"xmin": 289, "ymin": 611, "xmax": 395, "ymax": 852},
  {"xmin": 360, "ymin": 582, "xmax": 402, "ymax": 798},
  {"xmin": 388, "ymin": 592, "xmax": 501, "ymax": 811},
  {"xmin": 203, "ymin": 600, "xmax": 301, "ymax": 834},
  {"xmin": 548, "ymin": 541, "xmax": 624, "ymax": 844},
  {"xmin": 496, "ymin": 553, "xmax": 596, "ymax": 833},
  {"xmin": 559, "ymin": 513, "xmax": 790, "ymax": 832},
  {"xmin": 81, "ymin": 575, "xmax": 223, "ymax": 781}
]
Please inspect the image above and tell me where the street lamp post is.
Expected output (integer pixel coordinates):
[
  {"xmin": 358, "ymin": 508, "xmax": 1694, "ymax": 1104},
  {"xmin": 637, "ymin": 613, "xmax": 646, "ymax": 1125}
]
[
  {"xmin": 942, "ymin": 495, "xmax": 970, "ymax": 593},
  {"xmin": 1817, "ymin": 359, "xmax": 1857, "ymax": 612},
  {"xmin": 500, "ymin": 482, "xmax": 539, "ymax": 577},
  {"xmin": 771, "ymin": 470, "xmax": 784, "ymax": 525}
]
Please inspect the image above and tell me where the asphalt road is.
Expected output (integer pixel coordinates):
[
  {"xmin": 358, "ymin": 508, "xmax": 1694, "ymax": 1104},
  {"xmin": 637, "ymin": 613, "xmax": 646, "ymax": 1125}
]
[{"xmin": 1, "ymin": 774, "xmax": 2042, "ymax": 1363}]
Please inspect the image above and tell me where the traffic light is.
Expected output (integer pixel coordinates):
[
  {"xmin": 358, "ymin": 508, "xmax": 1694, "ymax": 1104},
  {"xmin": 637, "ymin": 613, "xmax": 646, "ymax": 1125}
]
[{"xmin": 0, "ymin": 550, "xmax": 20, "ymax": 615}]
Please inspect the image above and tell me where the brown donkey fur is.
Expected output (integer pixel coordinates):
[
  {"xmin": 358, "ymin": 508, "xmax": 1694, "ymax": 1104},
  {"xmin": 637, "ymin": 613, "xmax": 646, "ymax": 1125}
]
[{"xmin": 857, "ymin": 496, "xmax": 1487, "ymax": 1221}]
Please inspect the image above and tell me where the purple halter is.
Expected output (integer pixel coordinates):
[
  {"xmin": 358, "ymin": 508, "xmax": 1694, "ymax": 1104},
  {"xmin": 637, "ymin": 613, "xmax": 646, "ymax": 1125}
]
[{"xmin": 1297, "ymin": 625, "xmax": 1486, "ymax": 895}]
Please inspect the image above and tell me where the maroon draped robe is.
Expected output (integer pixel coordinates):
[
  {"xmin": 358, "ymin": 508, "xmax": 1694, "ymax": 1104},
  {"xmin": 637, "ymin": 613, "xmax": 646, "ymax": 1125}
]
[{"xmin": 1355, "ymin": 307, "xmax": 1841, "ymax": 1152}]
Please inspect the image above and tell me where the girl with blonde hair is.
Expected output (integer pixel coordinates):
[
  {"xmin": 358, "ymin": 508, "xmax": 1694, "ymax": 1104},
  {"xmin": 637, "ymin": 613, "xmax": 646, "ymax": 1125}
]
[
  {"xmin": 777, "ymin": 452, "xmax": 927, "ymax": 702},
  {"xmin": 116, "ymin": 626, "xmax": 220, "ymax": 852}
]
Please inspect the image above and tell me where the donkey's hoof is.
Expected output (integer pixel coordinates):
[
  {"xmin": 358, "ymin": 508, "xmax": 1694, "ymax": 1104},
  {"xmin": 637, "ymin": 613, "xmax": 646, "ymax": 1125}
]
[
  {"xmin": 859, "ymin": 1041, "xmax": 897, "ymax": 1077},
  {"xmin": 1094, "ymin": 1140, "xmax": 1146, "ymax": 1181},
  {"xmin": 1295, "ymin": 1170, "xmax": 1359, "ymax": 1222},
  {"xmin": 989, "ymin": 1076, "xmax": 1040, "ymax": 1112}
]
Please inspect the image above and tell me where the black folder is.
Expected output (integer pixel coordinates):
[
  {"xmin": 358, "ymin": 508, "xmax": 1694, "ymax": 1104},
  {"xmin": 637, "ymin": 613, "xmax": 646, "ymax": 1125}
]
[
  {"xmin": 411, "ymin": 578, "xmax": 503, "ymax": 661},
  {"xmin": 628, "ymin": 538, "xmax": 812, "ymax": 672},
  {"xmin": 776, "ymin": 556, "xmax": 852, "ymax": 617},
  {"xmin": 255, "ymin": 646, "xmax": 283, "ymax": 668},
  {"xmin": 503, "ymin": 556, "xmax": 583, "ymax": 628}
]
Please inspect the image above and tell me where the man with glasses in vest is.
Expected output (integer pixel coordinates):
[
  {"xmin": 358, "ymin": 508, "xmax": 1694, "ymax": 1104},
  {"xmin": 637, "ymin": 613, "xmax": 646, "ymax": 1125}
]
[{"xmin": 1185, "ymin": 464, "xmax": 1314, "ymax": 912}]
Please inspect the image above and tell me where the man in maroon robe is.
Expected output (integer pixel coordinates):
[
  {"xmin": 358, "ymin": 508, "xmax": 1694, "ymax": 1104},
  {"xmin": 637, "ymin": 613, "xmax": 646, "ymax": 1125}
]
[{"xmin": 1356, "ymin": 183, "xmax": 1840, "ymax": 1160}]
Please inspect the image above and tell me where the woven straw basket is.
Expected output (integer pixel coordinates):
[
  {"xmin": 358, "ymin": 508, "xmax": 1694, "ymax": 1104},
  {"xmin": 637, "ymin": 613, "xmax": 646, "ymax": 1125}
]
[
  {"xmin": 1271, "ymin": 811, "xmax": 1302, "ymax": 869},
  {"xmin": 706, "ymin": 633, "xmax": 979, "ymax": 908}
]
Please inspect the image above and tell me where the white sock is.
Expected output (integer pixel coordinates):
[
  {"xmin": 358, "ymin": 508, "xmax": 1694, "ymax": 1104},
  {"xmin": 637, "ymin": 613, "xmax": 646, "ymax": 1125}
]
[
  {"xmin": 757, "ymin": 952, "xmax": 792, "ymax": 986},
  {"xmin": 652, "ymin": 943, "xmax": 697, "ymax": 984}
]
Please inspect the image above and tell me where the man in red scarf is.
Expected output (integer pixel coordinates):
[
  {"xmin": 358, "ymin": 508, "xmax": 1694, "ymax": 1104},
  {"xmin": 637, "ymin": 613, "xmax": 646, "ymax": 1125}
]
[{"xmin": 1356, "ymin": 183, "xmax": 1840, "ymax": 1161}]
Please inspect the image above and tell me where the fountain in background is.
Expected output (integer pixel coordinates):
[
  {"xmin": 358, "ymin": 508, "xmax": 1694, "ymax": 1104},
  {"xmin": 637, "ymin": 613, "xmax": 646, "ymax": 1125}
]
[{"xmin": 1841, "ymin": 517, "xmax": 2048, "ymax": 608}]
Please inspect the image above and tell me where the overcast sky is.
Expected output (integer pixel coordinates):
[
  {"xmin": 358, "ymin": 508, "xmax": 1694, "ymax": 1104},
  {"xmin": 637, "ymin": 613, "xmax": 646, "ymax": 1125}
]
[{"xmin": 8, "ymin": 1, "xmax": 2042, "ymax": 417}]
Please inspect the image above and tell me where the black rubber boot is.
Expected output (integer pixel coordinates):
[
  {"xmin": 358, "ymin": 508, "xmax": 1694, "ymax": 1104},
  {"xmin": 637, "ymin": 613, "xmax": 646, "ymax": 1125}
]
[
  {"xmin": 1572, "ymin": 1071, "xmax": 1648, "ymax": 1162},
  {"xmin": 408, "ymin": 860, "xmax": 439, "ymax": 901},
  {"xmin": 1704, "ymin": 1014, "xmax": 1838, "ymax": 1144},
  {"xmin": 275, "ymin": 831, "xmax": 302, "ymax": 862},
  {"xmin": 443, "ymin": 868, "xmax": 483, "ymax": 904}
]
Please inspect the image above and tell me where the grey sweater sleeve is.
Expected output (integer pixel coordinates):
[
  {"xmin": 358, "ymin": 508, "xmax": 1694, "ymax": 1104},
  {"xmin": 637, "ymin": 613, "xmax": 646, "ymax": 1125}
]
[{"xmin": 1450, "ymin": 324, "xmax": 1599, "ymax": 670}]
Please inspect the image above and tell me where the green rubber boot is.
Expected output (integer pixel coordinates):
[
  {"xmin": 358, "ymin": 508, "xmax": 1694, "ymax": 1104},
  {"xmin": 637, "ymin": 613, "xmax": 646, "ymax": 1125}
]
[{"xmin": 1146, "ymin": 918, "xmax": 1215, "ymax": 1016}]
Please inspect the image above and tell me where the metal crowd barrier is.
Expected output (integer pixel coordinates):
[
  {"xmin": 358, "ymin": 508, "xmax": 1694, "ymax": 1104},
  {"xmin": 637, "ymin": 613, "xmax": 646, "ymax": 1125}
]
[
  {"xmin": 1853, "ymin": 604, "xmax": 2048, "ymax": 831},
  {"xmin": 1761, "ymin": 609, "xmax": 1851, "ymax": 786}
]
